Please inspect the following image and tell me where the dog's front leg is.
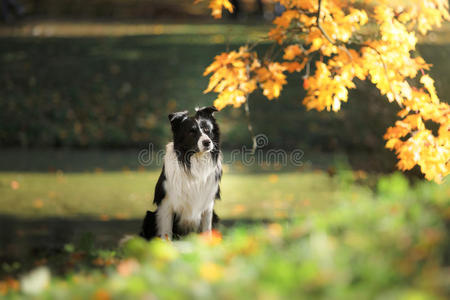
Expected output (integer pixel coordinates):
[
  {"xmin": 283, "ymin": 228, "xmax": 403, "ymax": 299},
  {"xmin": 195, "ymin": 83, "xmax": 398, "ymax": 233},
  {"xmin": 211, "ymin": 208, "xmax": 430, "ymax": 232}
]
[
  {"xmin": 156, "ymin": 201, "xmax": 173, "ymax": 240},
  {"xmin": 200, "ymin": 202, "xmax": 214, "ymax": 234}
]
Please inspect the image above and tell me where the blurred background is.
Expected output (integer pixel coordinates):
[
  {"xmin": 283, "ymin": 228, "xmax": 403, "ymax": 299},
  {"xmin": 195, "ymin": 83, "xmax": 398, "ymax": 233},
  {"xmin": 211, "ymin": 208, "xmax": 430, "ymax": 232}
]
[
  {"xmin": 0, "ymin": 1, "xmax": 449, "ymax": 296},
  {"xmin": 2, "ymin": 0, "xmax": 449, "ymax": 169}
]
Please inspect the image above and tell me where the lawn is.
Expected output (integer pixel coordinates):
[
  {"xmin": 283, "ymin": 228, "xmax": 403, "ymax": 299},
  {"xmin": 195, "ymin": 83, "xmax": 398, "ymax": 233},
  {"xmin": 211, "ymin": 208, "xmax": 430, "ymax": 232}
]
[
  {"xmin": 0, "ymin": 169, "xmax": 354, "ymax": 219},
  {"xmin": 0, "ymin": 158, "xmax": 353, "ymax": 275},
  {"xmin": 0, "ymin": 146, "xmax": 374, "ymax": 220}
]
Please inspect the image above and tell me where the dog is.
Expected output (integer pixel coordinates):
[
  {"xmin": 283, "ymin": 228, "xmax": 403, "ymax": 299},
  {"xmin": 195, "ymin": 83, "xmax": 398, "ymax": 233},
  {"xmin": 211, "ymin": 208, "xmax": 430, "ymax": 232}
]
[{"xmin": 140, "ymin": 106, "xmax": 222, "ymax": 240}]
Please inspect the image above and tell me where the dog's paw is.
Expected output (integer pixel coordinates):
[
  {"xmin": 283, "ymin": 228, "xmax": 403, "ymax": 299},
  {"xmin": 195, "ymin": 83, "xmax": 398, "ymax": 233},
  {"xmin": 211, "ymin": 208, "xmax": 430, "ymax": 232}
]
[{"xmin": 158, "ymin": 233, "xmax": 172, "ymax": 241}]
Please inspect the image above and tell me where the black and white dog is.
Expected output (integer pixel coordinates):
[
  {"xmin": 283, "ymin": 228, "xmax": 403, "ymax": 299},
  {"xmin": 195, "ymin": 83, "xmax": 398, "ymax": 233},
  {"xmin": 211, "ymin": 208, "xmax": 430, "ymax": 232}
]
[{"xmin": 140, "ymin": 106, "xmax": 222, "ymax": 240}]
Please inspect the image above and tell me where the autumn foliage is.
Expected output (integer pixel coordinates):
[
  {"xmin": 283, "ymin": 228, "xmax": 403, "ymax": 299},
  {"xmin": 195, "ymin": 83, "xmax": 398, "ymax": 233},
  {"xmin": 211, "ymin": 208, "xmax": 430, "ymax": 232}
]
[{"xmin": 200, "ymin": 0, "xmax": 450, "ymax": 182}]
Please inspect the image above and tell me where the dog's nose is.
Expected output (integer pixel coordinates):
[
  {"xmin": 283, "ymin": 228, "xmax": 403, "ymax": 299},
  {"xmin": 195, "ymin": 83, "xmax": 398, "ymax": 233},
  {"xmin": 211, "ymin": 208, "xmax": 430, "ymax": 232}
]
[{"xmin": 202, "ymin": 140, "xmax": 211, "ymax": 147}]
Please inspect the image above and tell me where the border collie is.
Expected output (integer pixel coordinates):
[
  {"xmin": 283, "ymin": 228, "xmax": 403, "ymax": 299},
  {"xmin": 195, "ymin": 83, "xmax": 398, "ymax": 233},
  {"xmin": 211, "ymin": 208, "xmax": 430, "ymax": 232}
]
[{"xmin": 140, "ymin": 106, "xmax": 222, "ymax": 240}]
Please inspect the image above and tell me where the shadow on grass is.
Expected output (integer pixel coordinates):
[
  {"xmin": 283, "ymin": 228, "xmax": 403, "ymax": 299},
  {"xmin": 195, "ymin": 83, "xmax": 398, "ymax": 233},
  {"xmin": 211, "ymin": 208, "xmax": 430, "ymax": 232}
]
[{"xmin": 0, "ymin": 214, "xmax": 276, "ymax": 276}]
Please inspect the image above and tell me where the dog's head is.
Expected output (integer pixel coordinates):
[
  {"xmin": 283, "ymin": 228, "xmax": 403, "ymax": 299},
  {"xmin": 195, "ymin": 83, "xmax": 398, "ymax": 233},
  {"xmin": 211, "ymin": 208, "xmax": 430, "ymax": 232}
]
[{"xmin": 169, "ymin": 106, "xmax": 220, "ymax": 156}]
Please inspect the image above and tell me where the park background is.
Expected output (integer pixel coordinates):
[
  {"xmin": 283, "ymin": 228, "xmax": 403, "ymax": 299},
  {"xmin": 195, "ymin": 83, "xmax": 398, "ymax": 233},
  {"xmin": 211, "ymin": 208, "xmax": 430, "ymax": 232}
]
[{"xmin": 0, "ymin": 0, "xmax": 449, "ymax": 298}]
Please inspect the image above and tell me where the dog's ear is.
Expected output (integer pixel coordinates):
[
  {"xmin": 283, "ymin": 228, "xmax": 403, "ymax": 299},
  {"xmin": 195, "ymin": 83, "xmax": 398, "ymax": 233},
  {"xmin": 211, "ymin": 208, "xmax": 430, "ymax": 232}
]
[
  {"xmin": 195, "ymin": 106, "xmax": 218, "ymax": 118},
  {"xmin": 168, "ymin": 110, "xmax": 188, "ymax": 129}
]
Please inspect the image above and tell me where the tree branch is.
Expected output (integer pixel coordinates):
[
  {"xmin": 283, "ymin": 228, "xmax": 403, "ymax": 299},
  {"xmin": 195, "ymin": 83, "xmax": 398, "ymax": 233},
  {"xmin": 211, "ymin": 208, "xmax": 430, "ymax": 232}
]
[
  {"xmin": 315, "ymin": 1, "xmax": 399, "ymax": 105},
  {"xmin": 316, "ymin": 0, "xmax": 335, "ymax": 45},
  {"xmin": 363, "ymin": 44, "xmax": 402, "ymax": 107},
  {"xmin": 317, "ymin": 2, "xmax": 399, "ymax": 107},
  {"xmin": 244, "ymin": 65, "xmax": 257, "ymax": 154},
  {"xmin": 244, "ymin": 96, "xmax": 258, "ymax": 154},
  {"xmin": 316, "ymin": 0, "xmax": 352, "ymax": 60}
]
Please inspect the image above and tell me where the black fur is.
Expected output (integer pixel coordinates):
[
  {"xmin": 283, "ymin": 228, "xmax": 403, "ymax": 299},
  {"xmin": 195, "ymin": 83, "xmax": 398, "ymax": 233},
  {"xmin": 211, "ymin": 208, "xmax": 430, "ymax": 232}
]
[
  {"xmin": 140, "ymin": 106, "xmax": 222, "ymax": 240},
  {"xmin": 215, "ymin": 185, "xmax": 221, "ymax": 200},
  {"xmin": 167, "ymin": 107, "xmax": 220, "ymax": 171},
  {"xmin": 152, "ymin": 166, "xmax": 166, "ymax": 206},
  {"xmin": 196, "ymin": 106, "xmax": 220, "ymax": 165},
  {"xmin": 140, "ymin": 210, "xmax": 220, "ymax": 240}
]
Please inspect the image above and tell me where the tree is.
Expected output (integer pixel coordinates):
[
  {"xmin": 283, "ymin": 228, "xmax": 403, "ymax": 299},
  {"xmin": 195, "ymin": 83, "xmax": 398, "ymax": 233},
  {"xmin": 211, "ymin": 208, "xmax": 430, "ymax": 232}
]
[{"xmin": 197, "ymin": 0, "xmax": 449, "ymax": 183}]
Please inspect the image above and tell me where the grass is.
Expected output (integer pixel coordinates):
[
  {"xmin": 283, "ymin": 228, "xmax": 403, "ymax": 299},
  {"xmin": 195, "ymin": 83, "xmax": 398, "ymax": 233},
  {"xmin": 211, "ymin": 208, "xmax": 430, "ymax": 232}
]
[
  {"xmin": 0, "ymin": 146, "xmax": 375, "ymax": 221},
  {"xmin": 0, "ymin": 169, "xmax": 354, "ymax": 219},
  {"xmin": 1, "ymin": 20, "xmax": 449, "ymax": 44},
  {"xmin": 0, "ymin": 21, "xmax": 271, "ymax": 41},
  {"xmin": 0, "ymin": 154, "xmax": 375, "ymax": 279}
]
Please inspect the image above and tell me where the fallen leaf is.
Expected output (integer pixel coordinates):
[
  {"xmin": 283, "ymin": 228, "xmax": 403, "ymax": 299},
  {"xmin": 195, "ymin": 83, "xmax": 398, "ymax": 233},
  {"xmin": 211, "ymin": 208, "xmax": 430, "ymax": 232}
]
[
  {"xmin": 10, "ymin": 181, "xmax": 20, "ymax": 190},
  {"xmin": 33, "ymin": 199, "xmax": 44, "ymax": 209},
  {"xmin": 269, "ymin": 174, "xmax": 279, "ymax": 184}
]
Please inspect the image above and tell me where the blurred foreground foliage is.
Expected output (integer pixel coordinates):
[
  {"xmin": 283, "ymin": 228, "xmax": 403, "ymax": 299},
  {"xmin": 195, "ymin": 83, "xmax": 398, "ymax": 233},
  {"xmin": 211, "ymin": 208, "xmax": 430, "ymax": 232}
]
[{"xmin": 2, "ymin": 172, "xmax": 449, "ymax": 299}]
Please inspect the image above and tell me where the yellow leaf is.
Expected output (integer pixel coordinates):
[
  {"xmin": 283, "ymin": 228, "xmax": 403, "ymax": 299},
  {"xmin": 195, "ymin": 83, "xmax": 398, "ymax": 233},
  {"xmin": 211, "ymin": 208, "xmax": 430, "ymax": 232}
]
[
  {"xmin": 283, "ymin": 45, "xmax": 303, "ymax": 60},
  {"xmin": 268, "ymin": 174, "xmax": 279, "ymax": 183},
  {"xmin": 201, "ymin": 0, "xmax": 450, "ymax": 183}
]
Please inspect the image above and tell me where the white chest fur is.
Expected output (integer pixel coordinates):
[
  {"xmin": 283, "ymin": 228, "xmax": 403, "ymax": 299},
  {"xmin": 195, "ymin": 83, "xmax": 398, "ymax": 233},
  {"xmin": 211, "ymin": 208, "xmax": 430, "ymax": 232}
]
[{"xmin": 162, "ymin": 142, "xmax": 221, "ymax": 229}]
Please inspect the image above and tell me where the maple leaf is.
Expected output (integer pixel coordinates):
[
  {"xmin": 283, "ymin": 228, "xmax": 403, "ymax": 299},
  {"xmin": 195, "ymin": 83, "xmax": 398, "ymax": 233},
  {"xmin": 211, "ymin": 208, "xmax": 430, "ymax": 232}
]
[
  {"xmin": 283, "ymin": 45, "xmax": 303, "ymax": 60},
  {"xmin": 256, "ymin": 62, "xmax": 287, "ymax": 100},
  {"xmin": 199, "ymin": 0, "xmax": 450, "ymax": 182},
  {"xmin": 282, "ymin": 60, "xmax": 307, "ymax": 73},
  {"xmin": 420, "ymin": 74, "xmax": 439, "ymax": 103}
]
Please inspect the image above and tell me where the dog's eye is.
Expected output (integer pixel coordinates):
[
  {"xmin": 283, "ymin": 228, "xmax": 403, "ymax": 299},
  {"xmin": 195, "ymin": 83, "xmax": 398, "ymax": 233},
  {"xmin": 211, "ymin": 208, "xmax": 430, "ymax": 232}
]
[{"xmin": 203, "ymin": 127, "xmax": 210, "ymax": 133}]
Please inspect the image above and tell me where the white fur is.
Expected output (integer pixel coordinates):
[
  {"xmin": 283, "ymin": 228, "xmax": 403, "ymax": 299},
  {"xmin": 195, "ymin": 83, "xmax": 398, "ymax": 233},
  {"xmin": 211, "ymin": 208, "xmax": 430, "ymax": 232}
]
[
  {"xmin": 156, "ymin": 142, "xmax": 221, "ymax": 239},
  {"xmin": 197, "ymin": 119, "xmax": 214, "ymax": 152},
  {"xmin": 197, "ymin": 133, "xmax": 212, "ymax": 152}
]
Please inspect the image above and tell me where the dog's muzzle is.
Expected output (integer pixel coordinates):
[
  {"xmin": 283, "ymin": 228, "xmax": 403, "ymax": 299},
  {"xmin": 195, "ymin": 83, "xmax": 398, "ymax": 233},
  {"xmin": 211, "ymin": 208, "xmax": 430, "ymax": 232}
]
[{"xmin": 198, "ymin": 136, "xmax": 213, "ymax": 152}]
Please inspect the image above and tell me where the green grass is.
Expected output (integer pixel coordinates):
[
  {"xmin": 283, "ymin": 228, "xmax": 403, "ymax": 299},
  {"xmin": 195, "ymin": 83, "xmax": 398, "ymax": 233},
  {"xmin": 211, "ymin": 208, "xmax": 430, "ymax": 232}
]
[
  {"xmin": 0, "ymin": 163, "xmax": 374, "ymax": 280},
  {"xmin": 0, "ymin": 169, "xmax": 361, "ymax": 220}
]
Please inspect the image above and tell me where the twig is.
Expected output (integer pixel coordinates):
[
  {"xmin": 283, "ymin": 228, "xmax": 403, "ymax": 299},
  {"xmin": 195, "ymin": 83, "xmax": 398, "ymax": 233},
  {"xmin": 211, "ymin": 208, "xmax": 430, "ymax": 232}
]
[
  {"xmin": 293, "ymin": 44, "xmax": 310, "ymax": 79},
  {"xmin": 363, "ymin": 45, "xmax": 389, "ymax": 78},
  {"xmin": 264, "ymin": 42, "xmax": 277, "ymax": 62},
  {"xmin": 304, "ymin": 59, "xmax": 311, "ymax": 78},
  {"xmin": 316, "ymin": 0, "xmax": 335, "ymax": 45},
  {"xmin": 244, "ymin": 65, "xmax": 257, "ymax": 154},
  {"xmin": 362, "ymin": 44, "xmax": 402, "ymax": 107},
  {"xmin": 316, "ymin": 0, "xmax": 353, "ymax": 60},
  {"xmin": 244, "ymin": 97, "xmax": 257, "ymax": 154}
]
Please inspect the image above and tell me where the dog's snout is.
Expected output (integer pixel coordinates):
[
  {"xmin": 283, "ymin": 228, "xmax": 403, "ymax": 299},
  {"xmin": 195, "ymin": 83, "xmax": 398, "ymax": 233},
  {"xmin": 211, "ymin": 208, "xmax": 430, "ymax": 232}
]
[{"xmin": 202, "ymin": 140, "xmax": 211, "ymax": 147}]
